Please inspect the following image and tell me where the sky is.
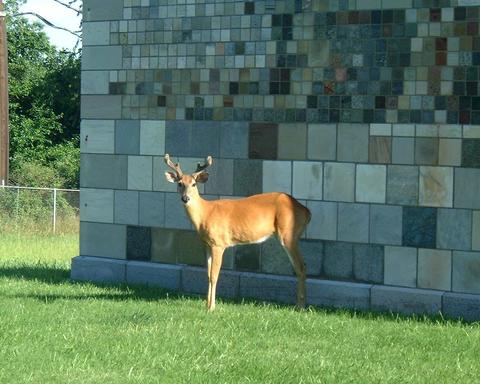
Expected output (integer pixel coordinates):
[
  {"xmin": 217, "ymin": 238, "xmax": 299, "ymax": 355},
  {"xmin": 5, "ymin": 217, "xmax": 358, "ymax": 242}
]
[{"xmin": 19, "ymin": 0, "xmax": 82, "ymax": 51}]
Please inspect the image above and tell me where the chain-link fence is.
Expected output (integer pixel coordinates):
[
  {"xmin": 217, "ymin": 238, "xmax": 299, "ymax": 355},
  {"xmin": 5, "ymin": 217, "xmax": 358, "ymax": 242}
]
[{"xmin": 0, "ymin": 185, "xmax": 79, "ymax": 234}]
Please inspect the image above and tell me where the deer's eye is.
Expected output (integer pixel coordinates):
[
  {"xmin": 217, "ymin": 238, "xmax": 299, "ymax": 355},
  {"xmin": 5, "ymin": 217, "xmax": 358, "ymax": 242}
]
[
  {"xmin": 178, "ymin": 182, "xmax": 183, "ymax": 188},
  {"xmin": 192, "ymin": 183, "xmax": 197, "ymax": 187}
]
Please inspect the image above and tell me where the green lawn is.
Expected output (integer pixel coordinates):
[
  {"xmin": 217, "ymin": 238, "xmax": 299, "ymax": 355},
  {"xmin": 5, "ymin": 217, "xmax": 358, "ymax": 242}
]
[{"xmin": 0, "ymin": 233, "xmax": 479, "ymax": 383}]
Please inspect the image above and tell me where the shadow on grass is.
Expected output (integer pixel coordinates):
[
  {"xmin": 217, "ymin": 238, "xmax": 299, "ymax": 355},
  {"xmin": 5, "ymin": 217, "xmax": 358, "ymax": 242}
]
[{"xmin": 0, "ymin": 263, "xmax": 477, "ymax": 325}]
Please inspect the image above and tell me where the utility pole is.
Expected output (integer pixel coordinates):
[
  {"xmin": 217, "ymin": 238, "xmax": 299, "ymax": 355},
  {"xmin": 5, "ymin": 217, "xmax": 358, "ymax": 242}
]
[{"xmin": 0, "ymin": 0, "xmax": 9, "ymax": 185}]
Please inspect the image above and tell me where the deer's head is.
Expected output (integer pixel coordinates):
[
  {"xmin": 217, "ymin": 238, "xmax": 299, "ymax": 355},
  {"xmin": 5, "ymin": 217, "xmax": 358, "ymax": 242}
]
[{"xmin": 164, "ymin": 154, "xmax": 212, "ymax": 204}]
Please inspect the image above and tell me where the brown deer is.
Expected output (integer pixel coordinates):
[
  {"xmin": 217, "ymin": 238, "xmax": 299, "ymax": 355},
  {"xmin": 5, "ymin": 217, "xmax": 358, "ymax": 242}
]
[{"xmin": 164, "ymin": 154, "xmax": 311, "ymax": 311}]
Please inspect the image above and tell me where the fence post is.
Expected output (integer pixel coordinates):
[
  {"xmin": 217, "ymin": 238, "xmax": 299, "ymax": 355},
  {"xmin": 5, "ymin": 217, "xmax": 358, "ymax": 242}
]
[
  {"xmin": 15, "ymin": 186, "xmax": 19, "ymax": 230},
  {"xmin": 53, "ymin": 188, "xmax": 57, "ymax": 233}
]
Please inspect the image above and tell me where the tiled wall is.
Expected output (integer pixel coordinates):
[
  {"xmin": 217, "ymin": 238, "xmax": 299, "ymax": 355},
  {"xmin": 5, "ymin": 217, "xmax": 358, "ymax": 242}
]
[{"xmin": 81, "ymin": 0, "xmax": 480, "ymax": 297}]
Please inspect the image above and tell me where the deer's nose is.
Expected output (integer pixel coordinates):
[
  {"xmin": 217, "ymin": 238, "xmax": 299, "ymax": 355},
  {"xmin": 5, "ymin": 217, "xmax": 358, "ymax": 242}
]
[{"xmin": 181, "ymin": 195, "xmax": 190, "ymax": 203}]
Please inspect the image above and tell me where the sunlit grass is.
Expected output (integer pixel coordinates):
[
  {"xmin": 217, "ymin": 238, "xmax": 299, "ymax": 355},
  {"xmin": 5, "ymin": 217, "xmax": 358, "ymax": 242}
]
[{"xmin": 0, "ymin": 233, "xmax": 479, "ymax": 383}]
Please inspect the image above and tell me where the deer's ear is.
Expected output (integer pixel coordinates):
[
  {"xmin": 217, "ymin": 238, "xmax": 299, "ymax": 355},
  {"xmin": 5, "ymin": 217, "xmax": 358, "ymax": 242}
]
[
  {"xmin": 165, "ymin": 171, "xmax": 178, "ymax": 183},
  {"xmin": 194, "ymin": 172, "xmax": 209, "ymax": 183}
]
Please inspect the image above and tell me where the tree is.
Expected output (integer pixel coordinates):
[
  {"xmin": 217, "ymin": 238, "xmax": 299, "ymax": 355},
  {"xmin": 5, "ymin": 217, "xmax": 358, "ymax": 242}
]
[{"xmin": 5, "ymin": 0, "xmax": 80, "ymax": 188}]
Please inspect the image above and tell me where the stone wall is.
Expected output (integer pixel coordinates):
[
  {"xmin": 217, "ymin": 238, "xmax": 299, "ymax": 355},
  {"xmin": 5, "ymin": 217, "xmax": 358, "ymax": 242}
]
[{"xmin": 78, "ymin": 0, "xmax": 480, "ymax": 317}]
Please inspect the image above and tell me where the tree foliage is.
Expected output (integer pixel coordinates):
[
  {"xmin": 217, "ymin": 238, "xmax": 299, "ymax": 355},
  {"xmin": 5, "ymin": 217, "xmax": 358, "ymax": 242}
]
[{"xmin": 5, "ymin": 0, "xmax": 80, "ymax": 188}]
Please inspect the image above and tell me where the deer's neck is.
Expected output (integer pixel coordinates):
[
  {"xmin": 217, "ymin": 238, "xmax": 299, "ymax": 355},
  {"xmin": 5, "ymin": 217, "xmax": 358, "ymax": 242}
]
[{"xmin": 184, "ymin": 196, "xmax": 210, "ymax": 232}]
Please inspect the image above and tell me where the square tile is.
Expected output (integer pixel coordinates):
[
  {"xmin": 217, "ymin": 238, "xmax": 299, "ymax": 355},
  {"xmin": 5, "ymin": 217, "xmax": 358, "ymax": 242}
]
[
  {"xmin": 80, "ymin": 154, "xmax": 127, "ymax": 189},
  {"xmin": 299, "ymin": 240, "xmax": 323, "ymax": 276},
  {"xmin": 402, "ymin": 207, "xmax": 437, "ymax": 248},
  {"xmin": 415, "ymin": 137, "xmax": 439, "ymax": 165},
  {"xmin": 307, "ymin": 124, "xmax": 336, "ymax": 160},
  {"xmin": 418, "ymin": 248, "xmax": 452, "ymax": 291},
  {"xmin": 338, "ymin": 203, "xmax": 369, "ymax": 243},
  {"xmin": 369, "ymin": 137, "xmax": 391, "ymax": 164},
  {"xmin": 370, "ymin": 205, "xmax": 402, "ymax": 245},
  {"xmin": 278, "ymin": 124, "xmax": 307, "ymax": 160},
  {"xmin": 233, "ymin": 159, "xmax": 263, "ymax": 196},
  {"xmin": 249, "ymin": 123, "xmax": 278, "ymax": 159},
  {"xmin": 260, "ymin": 237, "xmax": 294, "ymax": 276},
  {"xmin": 386, "ymin": 165, "xmax": 418, "ymax": 205},
  {"xmin": 473, "ymin": 211, "xmax": 480, "ymax": 251},
  {"xmin": 175, "ymin": 230, "xmax": 206, "ymax": 267},
  {"xmin": 220, "ymin": 122, "xmax": 249, "ymax": 159},
  {"xmin": 454, "ymin": 168, "xmax": 480, "ymax": 209},
  {"xmin": 140, "ymin": 120, "xmax": 165, "ymax": 155},
  {"xmin": 356, "ymin": 164, "xmax": 386, "ymax": 204},
  {"xmin": 324, "ymin": 162, "xmax": 355, "ymax": 202},
  {"xmin": 452, "ymin": 251, "xmax": 480, "ymax": 294},
  {"xmin": 127, "ymin": 226, "xmax": 151, "ymax": 261},
  {"xmin": 323, "ymin": 242, "xmax": 353, "ymax": 280},
  {"xmin": 306, "ymin": 201, "xmax": 337, "ymax": 241},
  {"xmin": 164, "ymin": 193, "xmax": 192, "ymax": 230},
  {"xmin": 262, "ymin": 161, "xmax": 291, "ymax": 194},
  {"xmin": 115, "ymin": 120, "xmax": 140, "ymax": 155},
  {"xmin": 437, "ymin": 208, "xmax": 471, "ymax": 251},
  {"xmin": 384, "ymin": 246, "xmax": 417, "ymax": 287},
  {"xmin": 128, "ymin": 156, "xmax": 153, "ymax": 191},
  {"xmin": 461, "ymin": 139, "xmax": 480, "ymax": 168},
  {"xmin": 80, "ymin": 120, "xmax": 115, "ymax": 154},
  {"xmin": 292, "ymin": 161, "xmax": 322, "ymax": 200},
  {"xmin": 204, "ymin": 159, "xmax": 234, "ymax": 196},
  {"xmin": 80, "ymin": 222, "xmax": 126, "ymax": 259},
  {"xmin": 235, "ymin": 244, "xmax": 261, "ymax": 271},
  {"xmin": 80, "ymin": 188, "xmax": 114, "ymax": 223},
  {"xmin": 139, "ymin": 191, "xmax": 165, "ymax": 227},
  {"xmin": 392, "ymin": 137, "xmax": 414, "ymax": 164},
  {"xmin": 353, "ymin": 244, "xmax": 384, "ymax": 284},
  {"xmin": 419, "ymin": 166, "xmax": 453, "ymax": 207},
  {"xmin": 439, "ymin": 138, "xmax": 461, "ymax": 166},
  {"xmin": 151, "ymin": 228, "xmax": 177, "ymax": 264},
  {"xmin": 114, "ymin": 190, "xmax": 139, "ymax": 225},
  {"xmin": 337, "ymin": 124, "xmax": 369, "ymax": 162}
]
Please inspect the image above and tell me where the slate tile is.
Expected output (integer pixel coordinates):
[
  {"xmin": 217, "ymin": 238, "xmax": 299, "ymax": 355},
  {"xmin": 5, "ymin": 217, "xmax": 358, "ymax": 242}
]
[
  {"xmin": 402, "ymin": 207, "xmax": 437, "ymax": 248},
  {"xmin": 323, "ymin": 241, "xmax": 353, "ymax": 280},
  {"xmin": 353, "ymin": 243, "xmax": 384, "ymax": 284},
  {"xmin": 386, "ymin": 165, "xmax": 418, "ymax": 205},
  {"xmin": 127, "ymin": 226, "xmax": 151, "ymax": 261},
  {"xmin": 370, "ymin": 205, "xmax": 402, "ymax": 245},
  {"xmin": 233, "ymin": 159, "xmax": 263, "ymax": 196},
  {"xmin": 338, "ymin": 203, "xmax": 369, "ymax": 243},
  {"xmin": 452, "ymin": 251, "xmax": 480, "ymax": 294},
  {"xmin": 437, "ymin": 209, "xmax": 471, "ymax": 251}
]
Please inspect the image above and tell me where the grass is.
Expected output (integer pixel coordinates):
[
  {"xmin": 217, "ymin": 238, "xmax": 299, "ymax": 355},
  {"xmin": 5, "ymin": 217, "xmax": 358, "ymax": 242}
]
[{"xmin": 0, "ymin": 233, "xmax": 479, "ymax": 383}]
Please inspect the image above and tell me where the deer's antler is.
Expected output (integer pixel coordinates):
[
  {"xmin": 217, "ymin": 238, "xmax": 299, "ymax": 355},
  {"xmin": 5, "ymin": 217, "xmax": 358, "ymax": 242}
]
[
  {"xmin": 193, "ymin": 156, "xmax": 213, "ymax": 176},
  {"xmin": 164, "ymin": 154, "xmax": 184, "ymax": 178}
]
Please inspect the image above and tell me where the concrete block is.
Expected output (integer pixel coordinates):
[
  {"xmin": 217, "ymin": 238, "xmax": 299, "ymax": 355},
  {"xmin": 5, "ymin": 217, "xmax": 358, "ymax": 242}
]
[
  {"xmin": 126, "ymin": 261, "xmax": 182, "ymax": 291},
  {"xmin": 338, "ymin": 203, "xmax": 369, "ymax": 243},
  {"xmin": 324, "ymin": 162, "xmax": 355, "ymax": 202},
  {"xmin": 419, "ymin": 166, "xmax": 453, "ymax": 208},
  {"xmin": 452, "ymin": 251, "xmax": 480, "ymax": 294},
  {"xmin": 139, "ymin": 192, "xmax": 165, "ymax": 227},
  {"xmin": 262, "ymin": 161, "xmax": 291, "ymax": 194},
  {"xmin": 114, "ymin": 190, "xmax": 139, "ymax": 225},
  {"xmin": 80, "ymin": 120, "xmax": 114, "ymax": 154},
  {"xmin": 182, "ymin": 266, "xmax": 240, "ymax": 300},
  {"xmin": 384, "ymin": 246, "xmax": 417, "ymax": 288},
  {"xmin": 437, "ymin": 209, "xmax": 471, "ymax": 251},
  {"xmin": 306, "ymin": 201, "xmax": 337, "ymax": 241},
  {"xmin": 371, "ymin": 285, "xmax": 443, "ymax": 316},
  {"xmin": 82, "ymin": 46, "xmax": 122, "ymax": 70},
  {"xmin": 307, "ymin": 279, "xmax": 371, "ymax": 311},
  {"xmin": 240, "ymin": 272, "xmax": 297, "ymax": 304},
  {"xmin": 442, "ymin": 292, "xmax": 480, "ymax": 322},
  {"xmin": 219, "ymin": 122, "xmax": 249, "ymax": 159},
  {"xmin": 418, "ymin": 248, "xmax": 452, "ymax": 291},
  {"xmin": 140, "ymin": 120, "xmax": 165, "ymax": 156},
  {"xmin": 292, "ymin": 161, "xmax": 323, "ymax": 200},
  {"xmin": 116, "ymin": 120, "xmax": 140, "ymax": 155},
  {"xmin": 80, "ymin": 188, "xmax": 114, "ymax": 223},
  {"xmin": 356, "ymin": 164, "xmax": 386, "ymax": 204},
  {"xmin": 81, "ymin": 96, "xmax": 122, "ymax": 119},
  {"xmin": 128, "ymin": 156, "xmax": 153, "ymax": 191},
  {"xmin": 83, "ymin": 0, "xmax": 124, "ymax": 21},
  {"xmin": 323, "ymin": 242, "xmax": 353, "ymax": 279},
  {"xmin": 71, "ymin": 256, "xmax": 126, "ymax": 284},
  {"xmin": 80, "ymin": 154, "xmax": 127, "ymax": 189},
  {"xmin": 386, "ymin": 165, "xmax": 418, "ymax": 206},
  {"xmin": 337, "ymin": 123, "xmax": 369, "ymax": 163},
  {"xmin": 82, "ymin": 22, "xmax": 110, "ymax": 46},
  {"xmin": 205, "ymin": 159, "xmax": 234, "ymax": 196},
  {"xmin": 307, "ymin": 124, "xmax": 336, "ymax": 160},
  {"xmin": 370, "ymin": 205, "xmax": 402, "ymax": 245},
  {"xmin": 454, "ymin": 168, "xmax": 480, "ymax": 209},
  {"xmin": 80, "ymin": 222, "xmax": 127, "ymax": 259},
  {"xmin": 353, "ymin": 244, "xmax": 384, "ymax": 284},
  {"xmin": 81, "ymin": 71, "xmax": 109, "ymax": 95}
]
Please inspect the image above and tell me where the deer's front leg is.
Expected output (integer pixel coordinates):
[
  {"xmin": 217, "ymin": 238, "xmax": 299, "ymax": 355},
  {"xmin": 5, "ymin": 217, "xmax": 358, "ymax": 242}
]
[{"xmin": 206, "ymin": 246, "xmax": 224, "ymax": 312}]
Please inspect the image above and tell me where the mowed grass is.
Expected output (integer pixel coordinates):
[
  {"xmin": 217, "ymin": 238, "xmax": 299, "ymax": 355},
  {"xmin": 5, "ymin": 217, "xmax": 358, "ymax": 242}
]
[{"xmin": 0, "ymin": 233, "xmax": 479, "ymax": 383}]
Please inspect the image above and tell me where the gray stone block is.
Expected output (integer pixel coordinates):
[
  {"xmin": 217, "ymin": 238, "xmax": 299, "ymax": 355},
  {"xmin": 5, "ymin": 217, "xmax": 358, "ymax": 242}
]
[
  {"xmin": 116, "ymin": 120, "xmax": 140, "ymax": 155},
  {"xmin": 205, "ymin": 159, "xmax": 234, "ymax": 196},
  {"xmin": 353, "ymin": 244, "xmax": 384, "ymax": 284},
  {"xmin": 80, "ymin": 188, "xmax": 114, "ymax": 223},
  {"xmin": 82, "ymin": 22, "xmax": 110, "ymax": 46},
  {"xmin": 370, "ymin": 205, "xmax": 402, "ymax": 245},
  {"xmin": 83, "ymin": 0, "xmax": 124, "ymax": 21},
  {"xmin": 300, "ymin": 239, "xmax": 323, "ymax": 276},
  {"xmin": 128, "ymin": 156, "xmax": 153, "ymax": 191},
  {"xmin": 260, "ymin": 237, "xmax": 294, "ymax": 276},
  {"xmin": 419, "ymin": 166, "xmax": 453, "ymax": 208},
  {"xmin": 182, "ymin": 266, "xmax": 240, "ymax": 300},
  {"xmin": 81, "ymin": 96, "xmax": 122, "ymax": 119},
  {"xmin": 437, "ymin": 209, "xmax": 471, "ymax": 251},
  {"xmin": 307, "ymin": 279, "xmax": 371, "ymax": 311},
  {"xmin": 127, "ymin": 226, "xmax": 151, "ymax": 261},
  {"xmin": 337, "ymin": 123, "xmax": 369, "ymax": 162},
  {"xmin": 80, "ymin": 222, "xmax": 127, "ymax": 259},
  {"xmin": 306, "ymin": 201, "xmax": 337, "ymax": 241},
  {"xmin": 292, "ymin": 161, "xmax": 323, "ymax": 200},
  {"xmin": 415, "ymin": 137, "xmax": 439, "ymax": 165},
  {"xmin": 220, "ymin": 122, "xmax": 248, "ymax": 159},
  {"xmin": 307, "ymin": 124, "xmax": 337, "ymax": 160},
  {"xmin": 165, "ymin": 121, "xmax": 220, "ymax": 158},
  {"xmin": 240, "ymin": 272, "xmax": 297, "ymax": 304},
  {"xmin": 233, "ymin": 159, "xmax": 263, "ymax": 197},
  {"xmin": 114, "ymin": 190, "xmax": 139, "ymax": 225},
  {"xmin": 80, "ymin": 120, "xmax": 115, "ymax": 154},
  {"xmin": 81, "ymin": 71, "xmax": 109, "ymax": 95},
  {"xmin": 371, "ymin": 285, "xmax": 443, "ymax": 316},
  {"xmin": 82, "ymin": 46, "xmax": 123, "ymax": 70},
  {"xmin": 71, "ymin": 256, "xmax": 126, "ymax": 284},
  {"xmin": 386, "ymin": 165, "xmax": 418, "ymax": 206},
  {"xmin": 454, "ymin": 168, "xmax": 480, "ymax": 209},
  {"xmin": 418, "ymin": 249, "xmax": 452, "ymax": 291},
  {"xmin": 392, "ymin": 137, "xmax": 414, "ymax": 165},
  {"xmin": 338, "ymin": 203, "xmax": 369, "ymax": 243},
  {"xmin": 164, "ymin": 193, "xmax": 192, "ymax": 230},
  {"xmin": 384, "ymin": 246, "xmax": 417, "ymax": 288},
  {"xmin": 139, "ymin": 192, "xmax": 165, "ymax": 227},
  {"xmin": 442, "ymin": 292, "xmax": 480, "ymax": 322},
  {"xmin": 126, "ymin": 261, "xmax": 182, "ymax": 291},
  {"xmin": 355, "ymin": 164, "xmax": 386, "ymax": 204},
  {"xmin": 324, "ymin": 162, "xmax": 355, "ymax": 202},
  {"xmin": 80, "ymin": 154, "xmax": 127, "ymax": 189},
  {"xmin": 323, "ymin": 242, "xmax": 353, "ymax": 279},
  {"xmin": 452, "ymin": 251, "xmax": 480, "ymax": 294}
]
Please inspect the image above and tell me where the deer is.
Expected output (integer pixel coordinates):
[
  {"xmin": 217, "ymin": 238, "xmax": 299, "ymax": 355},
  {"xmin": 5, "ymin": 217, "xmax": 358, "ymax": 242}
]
[{"xmin": 164, "ymin": 154, "xmax": 311, "ymax": 311}]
